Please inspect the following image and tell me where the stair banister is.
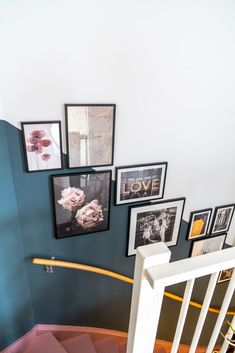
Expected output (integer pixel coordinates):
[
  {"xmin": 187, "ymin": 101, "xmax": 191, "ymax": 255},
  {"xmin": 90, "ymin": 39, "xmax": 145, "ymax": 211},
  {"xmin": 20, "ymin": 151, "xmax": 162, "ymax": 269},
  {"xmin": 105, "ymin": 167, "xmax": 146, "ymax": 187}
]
[
  {"xmin": 128, "ymin": 243, "xmax": 235, "ymax": 353},
  {"xmin": 126, "ymin": 242, "xmax": 171, "ymax": 353}
]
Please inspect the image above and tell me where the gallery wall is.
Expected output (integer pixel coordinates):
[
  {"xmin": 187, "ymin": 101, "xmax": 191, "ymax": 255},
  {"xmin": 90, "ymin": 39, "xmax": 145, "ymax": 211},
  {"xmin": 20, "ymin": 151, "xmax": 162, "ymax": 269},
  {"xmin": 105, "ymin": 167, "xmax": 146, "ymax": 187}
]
[
  {"xmin": 1, "ymin": 0, "xmax": 235, "ymax": 349},
  {"xmin": 1, "ymin": 0, "xmax": 235, "ymax": 243}
]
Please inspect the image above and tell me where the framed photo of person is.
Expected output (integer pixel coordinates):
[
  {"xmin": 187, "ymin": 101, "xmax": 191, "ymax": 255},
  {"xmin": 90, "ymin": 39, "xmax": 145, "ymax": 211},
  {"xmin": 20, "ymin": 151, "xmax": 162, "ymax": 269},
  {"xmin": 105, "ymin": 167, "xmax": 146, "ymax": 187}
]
[
  {"xmin": 127, "ymin": 198, "xmax": 185, "ymax": 256},
  {"xmin": 21, "ymin": 121, "xmax": 63, "ymax": 172},
  {"xmin": 51, "ymin": 170, "xmax": 111, "ymax": 239},
  {"xmin": 115, "ymin": 162, "xmax": 168, "ymax": 205},
  {"xmin": 65, "ymin": 104, "xmax": 116, "ymax": 168},
  {"xmin": 217, "ymin": 268, "xmax": 234, "ymax": 283},
  {"xmin": 187, "ymin": 208, "xmax": 212, "ymax": 240},
  {"xmin": 190, "ymin": 233, "xmax": 226, "ymax": 257},
  {"xmin": 210, "ymin": 204, "xmax": 235, "ymax": 235}
]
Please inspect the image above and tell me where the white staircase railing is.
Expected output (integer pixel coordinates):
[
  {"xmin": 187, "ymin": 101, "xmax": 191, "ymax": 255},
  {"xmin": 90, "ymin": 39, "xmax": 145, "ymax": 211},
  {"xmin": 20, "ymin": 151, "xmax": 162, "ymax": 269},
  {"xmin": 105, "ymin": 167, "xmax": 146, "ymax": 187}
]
[{"xmin": 126, "ymin": 242, "xmax": 235, "ymax": 353}]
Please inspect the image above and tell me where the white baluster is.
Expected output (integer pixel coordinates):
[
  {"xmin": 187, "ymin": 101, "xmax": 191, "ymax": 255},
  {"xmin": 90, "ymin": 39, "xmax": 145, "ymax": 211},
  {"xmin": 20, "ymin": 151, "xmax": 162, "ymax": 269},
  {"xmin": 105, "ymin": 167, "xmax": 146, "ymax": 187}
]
[
  {"xmin": 189, "ymin": 272, "xmax": 218, "ymax": 353},
  {"xmin": 171, "ymin": 279, "xmax": 195, "ymax": 353},
  {"xmin": 206, "ymin": 270, "xmax": 235, "ymax": 353}
]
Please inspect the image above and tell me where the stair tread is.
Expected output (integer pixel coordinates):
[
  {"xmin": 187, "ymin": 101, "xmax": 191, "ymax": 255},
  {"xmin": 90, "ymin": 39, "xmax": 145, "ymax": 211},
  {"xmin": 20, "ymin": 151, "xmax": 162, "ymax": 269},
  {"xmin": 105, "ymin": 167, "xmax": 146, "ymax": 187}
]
[
  {"xmin": 118, "ymin": 341, "xmax": 127, "ymax": 353},
  {"xmin": 155, "ymin": 348, "xmax": 167, "ymax": 353},
  {"xmin": 60, "ymin": 333, "xmax": 97, "ymax": 353},
  {"xmin": 94, "ymin": 337, "xmax": 119, "ymax": 353},
  {"xmin": 22, "ymin": 332, "xmax": 67, "ymax": 353}
]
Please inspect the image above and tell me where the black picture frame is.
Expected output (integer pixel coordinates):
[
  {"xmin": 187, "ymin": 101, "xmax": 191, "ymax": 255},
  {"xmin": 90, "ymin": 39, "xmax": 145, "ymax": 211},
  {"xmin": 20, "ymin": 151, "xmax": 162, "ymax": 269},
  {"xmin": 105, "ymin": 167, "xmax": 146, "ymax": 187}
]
[
  {"xmin": 187, "ymin": 208, "xmax": 212, "ymax": 240},
  {"xmin": 210, "ymin": 204, "xmax": 235, "ymax": 235},
  {"xmin": 65, "ymin": 104, "xmax": 116, "ymax": 169},
  {"xmin": 21, "ymin": 121, "xmax": 63, "ymax": 172},
  {"xmin": 127, "ymin": 197, "xmax": 185, "ymax": 256},
  {"xmin": 190, "ymin": 233, "xmax": 226, "ymax": 257},
  {"xmin": 217, "ymin": 268, "xmax": 234, "ymax": 283},
  {"xmin": 51, "ymin": 170, "xmax": 112, "ymax": 239},
  {"xmin": 115, "ymin": 162, "xmax": 168, "ymax": 205}
]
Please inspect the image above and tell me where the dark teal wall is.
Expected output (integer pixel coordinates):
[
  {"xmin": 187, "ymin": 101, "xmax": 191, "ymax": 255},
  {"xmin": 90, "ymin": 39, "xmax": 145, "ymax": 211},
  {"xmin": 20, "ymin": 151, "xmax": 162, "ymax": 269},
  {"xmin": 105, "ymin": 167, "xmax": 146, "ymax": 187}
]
[
  {"xmin": 0, "ymin": 121, "xmax": 34, "ymax": 350},
  {"xmin": 0, "ymin": 120, "xmax": 233, "ymax": 349},
  {"xmin": 5, "ymin": 120, "xmax": 137, "ymax": 332}
]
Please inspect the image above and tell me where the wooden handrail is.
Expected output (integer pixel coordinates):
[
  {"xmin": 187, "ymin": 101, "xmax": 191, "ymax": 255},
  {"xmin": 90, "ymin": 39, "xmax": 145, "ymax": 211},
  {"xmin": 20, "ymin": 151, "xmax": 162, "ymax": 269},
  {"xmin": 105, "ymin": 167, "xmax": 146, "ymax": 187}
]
[{"xmin": 32, "ymin": 257, "xmax": 235, "ymax": 316}]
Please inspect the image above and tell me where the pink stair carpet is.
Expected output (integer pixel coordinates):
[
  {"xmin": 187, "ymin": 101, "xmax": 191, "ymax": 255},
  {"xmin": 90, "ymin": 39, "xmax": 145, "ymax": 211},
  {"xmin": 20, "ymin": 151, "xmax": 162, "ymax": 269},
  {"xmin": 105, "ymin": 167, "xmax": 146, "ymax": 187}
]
[
  {"xmin": 60, "ymin": 334, "xmax": 97, "ymax": 353},
  {"xmin": 19, "ymin": 330, "xmax": 167, "ymax": 353},
  {"xmin": 23, "ymin": 332, "xmax": 67, "ymax": 353}
]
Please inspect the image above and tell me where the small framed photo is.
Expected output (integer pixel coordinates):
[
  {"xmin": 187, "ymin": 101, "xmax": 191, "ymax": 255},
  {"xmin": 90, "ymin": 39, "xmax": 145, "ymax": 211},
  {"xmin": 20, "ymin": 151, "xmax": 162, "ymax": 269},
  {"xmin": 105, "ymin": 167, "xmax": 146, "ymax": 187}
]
[
  {"xmin": 187, "ymin": 208, "xmax": 212, "ymax": 240},
  {"xmin": 217, "ymin": 268, "xmax": 234, "ymax": 283},
  {"xmin": 210, "ymin": 204, "xmax": 235, "ymax": 235},
  {"xmin": 190, "ymin": 233, "xmax": 226, "ymax": 257},
  {"xmin": 51, "ymin": 170, "xmax": 111, "ymax": 239},
  {"xmin": 65, "ymin": 104, "xmax": 116, "ymax": 168},
  {"xmin": 21, "ymin": 121, "xmax": 63, "ymax": 172},
  {"xmin": 115, "ymin": 162, "xmax": 167, "ymax": 205},
  {"xmin": 127, "ymin": 198, "xmax": 185, "ymax": 256}
]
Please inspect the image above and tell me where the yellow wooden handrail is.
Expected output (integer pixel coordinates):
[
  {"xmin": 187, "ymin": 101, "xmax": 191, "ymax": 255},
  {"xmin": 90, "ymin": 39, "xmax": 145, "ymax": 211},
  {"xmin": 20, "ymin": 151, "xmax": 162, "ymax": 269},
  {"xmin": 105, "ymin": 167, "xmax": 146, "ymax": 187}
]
[{"xmin": 32, "ymin": 257, "xmax": 235, "ymax": 316}]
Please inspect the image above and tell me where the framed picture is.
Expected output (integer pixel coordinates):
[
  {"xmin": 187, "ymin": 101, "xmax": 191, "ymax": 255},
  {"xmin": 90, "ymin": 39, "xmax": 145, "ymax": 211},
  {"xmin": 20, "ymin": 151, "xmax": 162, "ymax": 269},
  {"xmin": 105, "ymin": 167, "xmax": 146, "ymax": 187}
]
[
  {"xmin": 51, "ymin": 170, "xmax": 111, "ymax": 239},
  {"xmin": 190, "ymin": 233, "xmax": 226, "ymax": 257},
  {"xmin": 217, "ymin": 268, "xmax": 234, "ymax": 283},
  {"xmin": 210, "ymin": 204, "xmax": 235, "ymax": 235},
  {"xmin": 127, "ymin": 198, "xmax": 185, "ymax": 256},
  {"xmin": 21, "ymin": 121, "xmax": 63, "ymax": 172},
  {"xmin": 187, "ymin": 208, "xmax": 212, "ymax": 240},
  {"xmin": 65, "ymin": 104, "xmax": 115, "ymax": 168},
  {"xmin": 115, "ymin": 162, "xmax": 167, "ymax": 205}
]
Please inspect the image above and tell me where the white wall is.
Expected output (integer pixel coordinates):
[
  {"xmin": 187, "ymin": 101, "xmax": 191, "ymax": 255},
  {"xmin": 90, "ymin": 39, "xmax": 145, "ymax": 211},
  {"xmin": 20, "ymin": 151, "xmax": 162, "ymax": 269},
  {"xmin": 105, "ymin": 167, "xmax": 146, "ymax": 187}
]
[{"xmin": 1, "ymin": 0, "xmax": 235, "ymax": 243}]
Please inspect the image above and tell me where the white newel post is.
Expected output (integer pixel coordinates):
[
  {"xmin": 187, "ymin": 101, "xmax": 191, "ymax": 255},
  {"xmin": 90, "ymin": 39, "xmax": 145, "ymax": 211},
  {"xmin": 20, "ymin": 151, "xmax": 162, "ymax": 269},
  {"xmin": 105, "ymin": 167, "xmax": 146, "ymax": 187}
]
[{"xmin": 126, "ymin": 242, "xmax": 171, "ymax": 353}]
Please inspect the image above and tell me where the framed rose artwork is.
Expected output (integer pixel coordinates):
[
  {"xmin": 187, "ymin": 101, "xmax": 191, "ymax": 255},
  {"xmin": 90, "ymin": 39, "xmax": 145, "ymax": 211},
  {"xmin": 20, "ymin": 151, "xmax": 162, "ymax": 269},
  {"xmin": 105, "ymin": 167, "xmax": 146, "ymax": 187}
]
[
  {"xmin": 65, "ymin": 104, "xmax": 116, "ymax": 168},
  {"xmin": 21, "ymin": 121, "xmax": 63, "ymax": 172},
  {"xmin": 51, "ymin": 170, "xmax": 111, "ymax": 239}
]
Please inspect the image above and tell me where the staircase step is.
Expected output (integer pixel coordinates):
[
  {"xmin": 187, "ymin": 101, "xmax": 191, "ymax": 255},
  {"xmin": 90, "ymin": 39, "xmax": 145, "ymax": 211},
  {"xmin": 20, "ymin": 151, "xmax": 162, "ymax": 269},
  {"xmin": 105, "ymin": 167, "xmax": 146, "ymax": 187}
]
[
  {"xmin": 118, "ymin": 341, "xmax": 127, "ymax": 353},
  {"xmin": 155, "ymin": 348, "xmax": 167, "ymax": 353},
  {"xmin": 22, "ymin": 332, "xmax": 67, "ymax": 353},
  {"xmin": 94, "ymin": 337, "xmax": 119, "ymax": 353},
  {"xmin": 60, "ymin": 334, "xmax": 97, "ymax": 353},
  {"xmin": 117, "ymin": 341, "xmax": 167, "ymax": 353}
]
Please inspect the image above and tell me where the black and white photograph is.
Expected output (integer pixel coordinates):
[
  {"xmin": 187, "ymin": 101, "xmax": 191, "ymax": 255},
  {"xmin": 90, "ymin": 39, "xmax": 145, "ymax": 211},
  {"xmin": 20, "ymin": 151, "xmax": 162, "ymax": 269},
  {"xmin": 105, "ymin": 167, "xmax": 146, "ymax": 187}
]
[
  {"xmin": 51, "ymin": 170, "xmax": 111, "ymax": 239},
  {"xmin": 187, "ymin": 208, "xmax": 212, "ymax": 240},
  {"xmin": 190, "ymin": 234, "xmax": 226, "ymax": 257},
  {"xmin": 210, "ymin": 204, "xmax": 235, "ymax": 235},
  {"xmin": 65, "ymin": 104, "xmax": 115, "ymax": 168},
  {"xmin": 127, "ymin": 198, "xmax": 185, "ymax": 256},
  {"xmin": 217, "ymin": 268, "xmax": 234, "ymax": 283},
  {"xmin": 115, "ymin": 162, "xmax": 167, "ymax": 205}
]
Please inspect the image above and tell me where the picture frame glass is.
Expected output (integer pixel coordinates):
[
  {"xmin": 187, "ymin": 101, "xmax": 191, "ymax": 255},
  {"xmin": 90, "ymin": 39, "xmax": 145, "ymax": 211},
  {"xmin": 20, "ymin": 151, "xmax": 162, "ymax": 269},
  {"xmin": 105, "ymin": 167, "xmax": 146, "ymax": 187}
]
[
  {"xmin": 22, "ymin": 121, "xmax": 63, "ymax": 172},
  {"xmin": 51, "ymin": 171, "xmax": 111, "ymax": 239},
  {"xmin": 128, "ymin": 198, "xmax": 185, "ymax": 256},
  {"xmin": 211, "ymin": 205, "xmax": 235, "ymax": 234},
  {"xmin": 191, "ymin": 234, "xmax": 226, "ymax": 257},
  {"xmin": 217, "ymin": 268, "xmax": 234, "ymax": 283},
  {"xmin": 116, "ymin": 163, "xmax": 167, "ymax": 205},
  {"xmin": 188, "ymin": 209, "xmax": 212, "ymax": 239},
  {"xmin": 65, "ymin": 105, "xmax": 115, "ymax": 168}
]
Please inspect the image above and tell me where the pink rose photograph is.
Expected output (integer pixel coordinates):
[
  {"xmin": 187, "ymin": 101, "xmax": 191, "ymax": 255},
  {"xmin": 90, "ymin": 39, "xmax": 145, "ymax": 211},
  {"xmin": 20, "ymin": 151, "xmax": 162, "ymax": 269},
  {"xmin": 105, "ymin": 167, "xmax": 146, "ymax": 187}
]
[
  {"xmin": 51, "ymin": 171, "xmax": 111, "ymax": 238},
  {"xmin": 21, "ymin": 121, "xmax": 63, "ymax": 172}
]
